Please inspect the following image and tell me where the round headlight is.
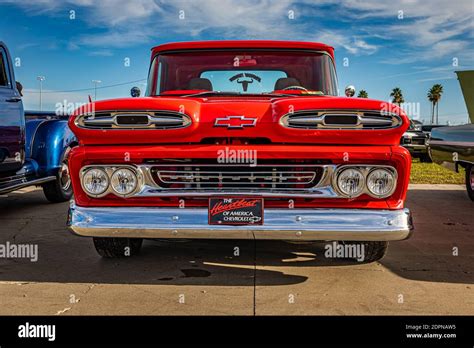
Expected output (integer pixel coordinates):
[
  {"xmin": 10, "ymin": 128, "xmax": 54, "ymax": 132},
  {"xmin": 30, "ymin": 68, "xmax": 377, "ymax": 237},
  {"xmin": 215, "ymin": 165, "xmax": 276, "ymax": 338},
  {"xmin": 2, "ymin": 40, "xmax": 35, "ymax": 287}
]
[
  {"xmin": 83, "ymin": 168, "xmax": 109, "ymax": 196},
  {"xmin": 367, "ymin": 168, "xmax": 396, "ymax": 197},
  {"xmin": 336, "ymin": 168, "xmax": 365, "ymax": 197},
  {"xmin": 110, "ymin": 168, "xmax": 138, "ymax": 196}
]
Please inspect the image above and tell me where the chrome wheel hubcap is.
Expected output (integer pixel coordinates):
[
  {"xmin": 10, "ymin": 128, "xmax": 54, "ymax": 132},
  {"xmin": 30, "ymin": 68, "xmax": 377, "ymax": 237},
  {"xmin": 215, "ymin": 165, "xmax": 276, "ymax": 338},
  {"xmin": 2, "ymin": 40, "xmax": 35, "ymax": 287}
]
[{"xmin": 60, "ymin": 162, "xmax": 71, "ymax": 191}]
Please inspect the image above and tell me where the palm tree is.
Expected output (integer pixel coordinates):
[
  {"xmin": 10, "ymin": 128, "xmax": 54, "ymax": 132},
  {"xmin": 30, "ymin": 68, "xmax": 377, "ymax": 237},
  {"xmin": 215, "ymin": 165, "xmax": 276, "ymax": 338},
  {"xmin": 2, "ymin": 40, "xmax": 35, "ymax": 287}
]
[
  {"xmin": 390, "ymin": 87, "xmax": 405, "ymax": 106},
  {"xmin": 357, "ymin": 90, "xmax": 368, "ymax": 98},
  {"xmin": 427, "ymin": 84, "xmax": 444, "ymax": 124},
  {"xmin": 427, "ymin": 90, "xmax": 436, "ymax": 124}
]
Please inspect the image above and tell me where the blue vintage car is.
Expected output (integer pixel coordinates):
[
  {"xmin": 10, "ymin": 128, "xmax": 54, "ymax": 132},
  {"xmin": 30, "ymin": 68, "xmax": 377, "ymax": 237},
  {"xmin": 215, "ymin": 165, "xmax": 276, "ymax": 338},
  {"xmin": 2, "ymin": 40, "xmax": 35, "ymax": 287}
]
[{"xmin": 0, "ymin": 41, "xmax": 76, "ymax": 202}]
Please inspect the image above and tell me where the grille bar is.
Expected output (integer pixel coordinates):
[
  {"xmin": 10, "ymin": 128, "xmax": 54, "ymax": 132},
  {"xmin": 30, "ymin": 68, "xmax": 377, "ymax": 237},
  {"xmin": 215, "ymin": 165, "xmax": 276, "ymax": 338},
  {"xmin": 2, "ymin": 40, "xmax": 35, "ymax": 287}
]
[{"xmin": 150, "ymin": 164, "xmax": 323, "ymax": 191}]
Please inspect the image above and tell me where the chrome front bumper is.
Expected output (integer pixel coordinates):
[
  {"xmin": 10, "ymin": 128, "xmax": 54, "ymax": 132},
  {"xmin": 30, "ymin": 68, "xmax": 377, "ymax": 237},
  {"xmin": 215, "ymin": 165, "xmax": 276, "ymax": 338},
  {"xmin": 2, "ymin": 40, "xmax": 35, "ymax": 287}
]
[{"xmin": 67, "ymin": 204, "xmax": 413, "ymax": 241}]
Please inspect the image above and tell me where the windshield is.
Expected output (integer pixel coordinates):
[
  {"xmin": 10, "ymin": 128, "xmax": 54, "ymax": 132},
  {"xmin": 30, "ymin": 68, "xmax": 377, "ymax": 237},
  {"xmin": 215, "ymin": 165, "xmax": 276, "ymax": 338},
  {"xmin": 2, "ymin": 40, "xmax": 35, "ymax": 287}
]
[{"xmin": 146, "ymin": 50, "xmax": 337, "ymax": 96}]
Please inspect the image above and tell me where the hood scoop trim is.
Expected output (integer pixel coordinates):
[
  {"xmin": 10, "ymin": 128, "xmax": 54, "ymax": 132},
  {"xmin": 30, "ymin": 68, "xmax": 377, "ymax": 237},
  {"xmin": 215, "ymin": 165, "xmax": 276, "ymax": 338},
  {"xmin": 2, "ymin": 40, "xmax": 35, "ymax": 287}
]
[
  {"xmin": 75, "ymin": 111, "xmax": 192, "ymax": 130},
  {"xmin": 280, "ymin": 110, "xmax": 401, "ymax": 130}
]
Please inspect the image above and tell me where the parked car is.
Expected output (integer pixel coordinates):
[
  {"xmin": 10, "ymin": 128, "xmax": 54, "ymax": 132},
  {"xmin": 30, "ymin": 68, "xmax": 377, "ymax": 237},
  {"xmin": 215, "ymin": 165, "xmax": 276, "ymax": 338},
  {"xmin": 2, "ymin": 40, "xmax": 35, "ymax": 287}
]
[
  {"xmin": 401, "ymin": 120, "xmax": 431, "ymax": 162},
  {"xmin": 430, "ymin": 125, "xmax": 474, "ymax": 201},
  {"xmin": 67, "ymin": 40, "xmax": 413, "ymax": 261},
  {"xmin": 429, "ymin": 70, "xmax": 474, "ymax": 201},
  {"xmin": 0, "ymin": 41, "xmax": 76, "ymax": 202},
  {"xmin": 421, "ymin": 124, "xmax": 446, "ymax": 134}
]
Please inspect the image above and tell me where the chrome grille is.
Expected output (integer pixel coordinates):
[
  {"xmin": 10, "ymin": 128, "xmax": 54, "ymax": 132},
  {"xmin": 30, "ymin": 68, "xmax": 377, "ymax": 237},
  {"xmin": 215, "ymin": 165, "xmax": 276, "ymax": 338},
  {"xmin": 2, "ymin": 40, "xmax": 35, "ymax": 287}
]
[
  {"xmin": 280, "ymin": 110, "xmax": 402, "ymax": 130},
  {"xmin": 150, "ymin": 164, "xmax": 323, "ymax": 191},
  {"xmin": 75, "ymin": 111, "xmax": 192, "ymax": 130}
]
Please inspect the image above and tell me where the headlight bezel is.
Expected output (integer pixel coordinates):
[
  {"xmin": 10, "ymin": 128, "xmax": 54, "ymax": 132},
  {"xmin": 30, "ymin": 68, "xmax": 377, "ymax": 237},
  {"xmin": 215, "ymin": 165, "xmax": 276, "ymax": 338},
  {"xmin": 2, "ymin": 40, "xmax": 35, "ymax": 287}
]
[
  {"xmin": 80, "ymin": 165, "xmax": 143, "ymax": 198},
  {"xmin": 81, "ymin": 168, "xmax": 110, "ymax": 197},
  {"xmin": 366, "ymin": 167, "xmax": 397, "ymax": 198},
  {"xmin": 332, "ymin": 165, "xmax": 398, "ymax": 199},
  {"xmin": 334, "ymin": 167, "xmax": 366, "ymax": 198},
  {"xmin": 110, "ymin": 167, "xmax": 139, "ymax": 196}
]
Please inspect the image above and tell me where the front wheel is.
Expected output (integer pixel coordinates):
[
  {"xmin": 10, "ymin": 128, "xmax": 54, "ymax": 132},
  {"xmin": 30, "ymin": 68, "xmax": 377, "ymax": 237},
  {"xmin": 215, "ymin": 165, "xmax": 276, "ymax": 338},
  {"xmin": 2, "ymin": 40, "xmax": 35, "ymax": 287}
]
[
  {"xmin": 339, "ymin": 241, "xmax": 388, "ymax": 263},
  {"xmin": 466, "ymin": 164, "xmax": 474, "ymax": 201},
  {"xmin": 93, "ymin": 237, "xmax": 143, "ymax": 258},
  {"xmin": 419, "ymin": 153, "xmax": 432, "ymax": 163},
  {"xmin": 42, "ymin": 146, "xmax": 73, "ymax": 203}
]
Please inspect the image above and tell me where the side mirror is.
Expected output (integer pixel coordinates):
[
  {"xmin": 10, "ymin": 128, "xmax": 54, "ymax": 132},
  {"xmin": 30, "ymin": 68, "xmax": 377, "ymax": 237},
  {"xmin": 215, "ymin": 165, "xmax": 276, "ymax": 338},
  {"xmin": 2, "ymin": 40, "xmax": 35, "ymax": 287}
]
[
  {"xmin": 344, "ymin": 85, "xmax": 355, "ymax": 97},
  {"xmin": 130, "ymin": 86, "xmax": 141, "ymax": 98},
  {"xmin": 16, "ymin": 81, "xmax": 23, "ymax": 97}
]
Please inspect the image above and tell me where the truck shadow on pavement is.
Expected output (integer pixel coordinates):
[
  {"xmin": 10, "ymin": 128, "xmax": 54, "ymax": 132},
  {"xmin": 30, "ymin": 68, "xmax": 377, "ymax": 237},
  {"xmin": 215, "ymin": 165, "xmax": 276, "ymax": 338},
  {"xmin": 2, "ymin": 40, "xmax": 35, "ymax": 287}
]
[
  {"xmin": 0, "ymin": 189, "xmax": 472, "ymax": 286},
  {"xmin": 0, "ymin": 236, "xmax": 365, "ymax": 286},
  {"xmin": 380, "ymin": 188, "xmax": 474, "ymax": 284}
]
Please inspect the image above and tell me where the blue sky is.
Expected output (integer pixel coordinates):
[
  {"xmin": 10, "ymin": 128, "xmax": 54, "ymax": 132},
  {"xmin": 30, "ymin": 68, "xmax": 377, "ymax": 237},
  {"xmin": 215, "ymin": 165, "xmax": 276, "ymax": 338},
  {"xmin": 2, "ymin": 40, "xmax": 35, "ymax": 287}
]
[{"xmin": 1, "ymin": 0, "xmax": 473, "ymax": 124}]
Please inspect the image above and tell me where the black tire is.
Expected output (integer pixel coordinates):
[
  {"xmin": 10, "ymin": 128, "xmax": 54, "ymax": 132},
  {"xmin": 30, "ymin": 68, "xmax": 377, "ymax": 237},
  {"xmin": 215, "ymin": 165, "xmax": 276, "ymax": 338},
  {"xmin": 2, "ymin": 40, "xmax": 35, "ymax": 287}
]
[
  {"xmin": 42, "ymin": 146, "xmax": 73, "ymax": 203},
  {"xmin": 466, "ymin": 164, "xmax": 474, "ymax": 202},
  {"xmin": 419, "ymin": 153, "xmax": 432, "ymax": 163},
  {"xmin": 340, "ymin": 241, "xmax": 388, "ymax": 263},
  {"xmin": 93, "ymin": 237, "xmax": 143, "ymax": 258}
]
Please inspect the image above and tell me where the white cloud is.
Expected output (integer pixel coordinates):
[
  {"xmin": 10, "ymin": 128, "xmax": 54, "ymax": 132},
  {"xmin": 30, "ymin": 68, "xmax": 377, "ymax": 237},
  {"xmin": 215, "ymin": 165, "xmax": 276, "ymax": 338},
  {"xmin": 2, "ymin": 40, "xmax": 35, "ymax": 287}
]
[
  {"xmin": 341, "ymin": 0, "xmax": 474, "ymax": 63},
  {"xmin": 1, "ymin": 0, "xmax": 378, "ymax": 54},
  {"xmin": 317, "ymin": 31, "xmax": 378, "ymax": 55},
  {"xmin": 87, "ymin": 49, "xmax": 114, "ymax": 56},
  {"xmin": 1, "ymin": 0, "xmax": 472, "ymax": 62}
]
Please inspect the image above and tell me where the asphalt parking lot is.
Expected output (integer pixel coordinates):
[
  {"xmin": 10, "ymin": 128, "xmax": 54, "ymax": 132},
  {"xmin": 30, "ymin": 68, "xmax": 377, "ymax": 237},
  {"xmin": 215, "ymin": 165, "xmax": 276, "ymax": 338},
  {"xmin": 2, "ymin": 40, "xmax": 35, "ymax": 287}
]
[{"xmin": 0, "ymin": 185, "xmax": 472, "ymax": 315}]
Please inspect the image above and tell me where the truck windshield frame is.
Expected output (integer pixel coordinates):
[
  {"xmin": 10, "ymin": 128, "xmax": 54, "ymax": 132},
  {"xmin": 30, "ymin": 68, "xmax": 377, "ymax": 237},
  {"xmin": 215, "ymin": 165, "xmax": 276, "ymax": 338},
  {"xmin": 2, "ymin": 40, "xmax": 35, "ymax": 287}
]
[{"xmin": 146, "ymin": 49, "xmax": 338, "ymax": 97}]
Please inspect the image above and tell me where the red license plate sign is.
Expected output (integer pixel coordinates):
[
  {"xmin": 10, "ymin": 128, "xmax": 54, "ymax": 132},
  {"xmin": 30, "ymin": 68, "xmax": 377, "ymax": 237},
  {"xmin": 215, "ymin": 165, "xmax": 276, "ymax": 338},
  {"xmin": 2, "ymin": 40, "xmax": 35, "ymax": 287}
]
[{"xmin": 208, "ymin": 198, "xmax": 263, "ymax": 225}]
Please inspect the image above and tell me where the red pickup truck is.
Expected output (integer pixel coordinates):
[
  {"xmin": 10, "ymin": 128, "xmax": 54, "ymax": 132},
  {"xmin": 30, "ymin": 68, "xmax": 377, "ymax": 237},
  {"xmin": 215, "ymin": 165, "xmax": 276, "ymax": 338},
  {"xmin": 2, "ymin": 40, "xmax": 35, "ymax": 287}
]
[{"xmin": 67, "ymin": 40, "xmax": 413, "ymax": 261}]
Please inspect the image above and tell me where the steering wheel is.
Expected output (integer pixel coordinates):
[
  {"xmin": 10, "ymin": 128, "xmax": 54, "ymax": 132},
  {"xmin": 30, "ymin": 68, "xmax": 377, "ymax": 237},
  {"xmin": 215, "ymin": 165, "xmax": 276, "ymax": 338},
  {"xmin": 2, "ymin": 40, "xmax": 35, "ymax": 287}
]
[
  {"xmin": 282, "ymin": 86, "xmax": 308, "ymax": 91},
  {"xmin": 229, "ymin": 73, "xmax": 262, "ymax": 92}
]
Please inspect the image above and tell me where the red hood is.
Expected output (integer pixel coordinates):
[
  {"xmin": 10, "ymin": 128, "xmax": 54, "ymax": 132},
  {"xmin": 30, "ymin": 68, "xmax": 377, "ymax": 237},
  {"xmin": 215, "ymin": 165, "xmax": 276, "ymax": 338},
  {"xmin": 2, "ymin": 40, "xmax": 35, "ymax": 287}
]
[{"xmin": 69, "ymin": 95, "xmax": 409, "ymax": 146}]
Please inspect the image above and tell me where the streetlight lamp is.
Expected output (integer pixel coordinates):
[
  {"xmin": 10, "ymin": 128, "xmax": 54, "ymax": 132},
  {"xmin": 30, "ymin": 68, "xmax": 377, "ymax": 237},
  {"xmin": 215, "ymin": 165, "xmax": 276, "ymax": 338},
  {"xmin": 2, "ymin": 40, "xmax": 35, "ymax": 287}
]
[
  {"xmin": 36, "ymin": 76, "xmax": 45, "ymax": 111},
  {"xmin": 92, "ymin": 80, "xmax": 101, "ymax": 101}
]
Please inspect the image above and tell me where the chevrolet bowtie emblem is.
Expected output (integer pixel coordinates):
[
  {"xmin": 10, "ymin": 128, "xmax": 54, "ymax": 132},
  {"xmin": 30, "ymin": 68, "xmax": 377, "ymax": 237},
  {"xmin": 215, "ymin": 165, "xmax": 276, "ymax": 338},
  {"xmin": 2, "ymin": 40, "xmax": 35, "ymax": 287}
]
[{"xmin": 214, "ymin": 116, "xmax": 257, "ymax": 129}]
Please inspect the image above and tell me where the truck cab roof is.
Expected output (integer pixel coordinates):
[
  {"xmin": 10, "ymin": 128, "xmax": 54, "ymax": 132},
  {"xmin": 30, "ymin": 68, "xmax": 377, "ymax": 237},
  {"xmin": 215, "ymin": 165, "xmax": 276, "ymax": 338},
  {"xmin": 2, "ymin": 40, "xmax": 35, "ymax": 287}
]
[{"xmin": 151, "ymin": 40, "xmax": 335, "ymax": 60}]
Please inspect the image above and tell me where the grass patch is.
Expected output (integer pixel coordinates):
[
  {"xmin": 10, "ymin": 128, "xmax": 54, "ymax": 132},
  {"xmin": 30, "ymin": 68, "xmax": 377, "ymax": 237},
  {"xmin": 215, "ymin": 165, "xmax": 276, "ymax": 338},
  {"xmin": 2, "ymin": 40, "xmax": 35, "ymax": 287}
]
[{"xmin": 410, "ymin": 158, "xmax": 465, "ymax": 184}]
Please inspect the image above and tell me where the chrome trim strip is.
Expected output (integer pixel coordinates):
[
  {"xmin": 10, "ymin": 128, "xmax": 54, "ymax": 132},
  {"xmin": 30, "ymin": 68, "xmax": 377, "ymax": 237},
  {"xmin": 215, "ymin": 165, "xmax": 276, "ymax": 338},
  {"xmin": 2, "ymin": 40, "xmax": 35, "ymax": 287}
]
[
  {"xmin": 0, "ymin": 176, "xmax": 56, "ymax": 195},
  {"xmin": 68, "ymin": 204, "xmax": 413, "ymax": 241},
  {"xmin": 429, "ymin": 140, "xmax": 474, "ymax": 148},
  {"xmin": 359, "ymin": 116, "xmax": 394, "ymax": 127},
  {"xmin": 134, "ymin": 188, "xmax": 340, "ymax": 198}
]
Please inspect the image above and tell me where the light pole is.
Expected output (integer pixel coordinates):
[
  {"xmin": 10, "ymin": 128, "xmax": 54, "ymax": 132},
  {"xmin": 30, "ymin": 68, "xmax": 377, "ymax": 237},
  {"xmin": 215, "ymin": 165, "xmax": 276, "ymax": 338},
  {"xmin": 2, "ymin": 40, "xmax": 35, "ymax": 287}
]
[
  {"xmin": 36, "ymin": 76, "xmax": 45, "ymax": 111},
  {"xmin": 92, "ymin": 80, "xmax": 101, "ymax": 101}
]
